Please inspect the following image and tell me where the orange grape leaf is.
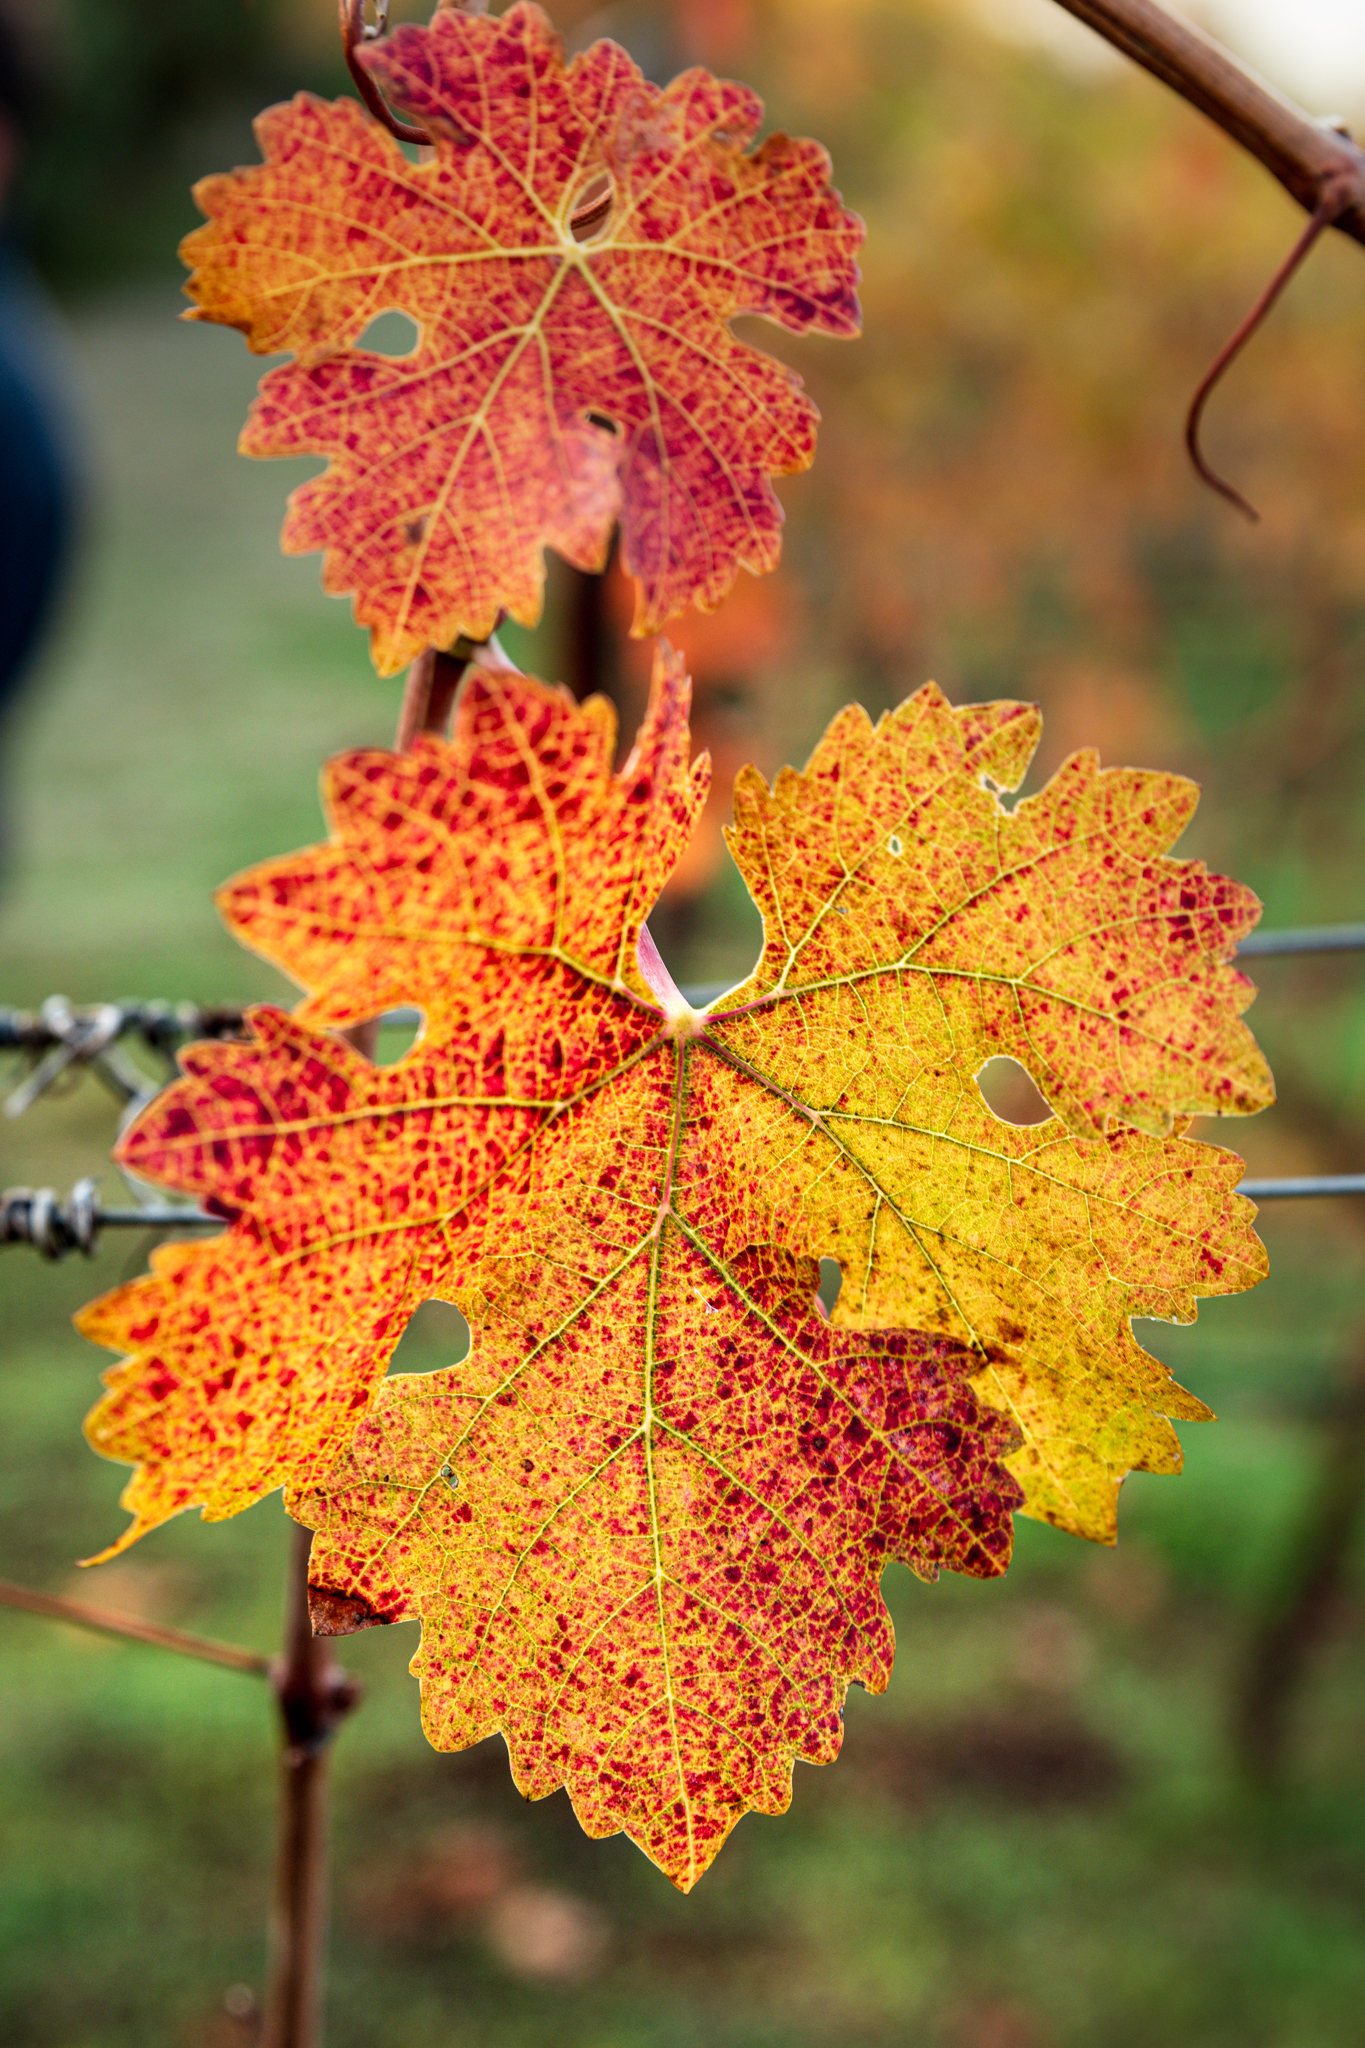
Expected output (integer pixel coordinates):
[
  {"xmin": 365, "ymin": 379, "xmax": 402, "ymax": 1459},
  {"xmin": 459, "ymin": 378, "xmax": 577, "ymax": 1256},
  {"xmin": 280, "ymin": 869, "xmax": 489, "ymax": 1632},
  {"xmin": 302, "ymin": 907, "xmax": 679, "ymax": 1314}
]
[
  {"xmin": 180, "ymin": 1, "xmax": 863, "ymax": 673},
  {"xmin": 78, "ymin": 659, "xmax": 1269, "ymax": 1884},
  {"xmin": 80, "ymin": 654, "xmax": 705, "ymax": 1554}
]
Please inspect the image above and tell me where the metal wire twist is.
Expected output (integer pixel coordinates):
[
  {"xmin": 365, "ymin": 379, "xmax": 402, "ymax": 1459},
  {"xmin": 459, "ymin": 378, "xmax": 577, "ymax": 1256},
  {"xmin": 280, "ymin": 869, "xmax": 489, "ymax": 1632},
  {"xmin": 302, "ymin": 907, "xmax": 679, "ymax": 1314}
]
[
  {"xmin": 5, "ymin": 922, "xmax": 1365, "ymax": 1257},
  {"xmin": 1, "ymin": 1179, "xmax": 101, "ymax": 1258}
]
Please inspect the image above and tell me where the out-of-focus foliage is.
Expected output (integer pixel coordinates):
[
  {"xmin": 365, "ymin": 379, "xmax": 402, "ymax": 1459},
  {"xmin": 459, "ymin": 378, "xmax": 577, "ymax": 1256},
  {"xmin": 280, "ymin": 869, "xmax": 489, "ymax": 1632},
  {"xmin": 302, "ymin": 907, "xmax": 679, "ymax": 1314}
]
[{"xmin": 748, "ymin": 0, "xmax": 1365, "ymax": 901}]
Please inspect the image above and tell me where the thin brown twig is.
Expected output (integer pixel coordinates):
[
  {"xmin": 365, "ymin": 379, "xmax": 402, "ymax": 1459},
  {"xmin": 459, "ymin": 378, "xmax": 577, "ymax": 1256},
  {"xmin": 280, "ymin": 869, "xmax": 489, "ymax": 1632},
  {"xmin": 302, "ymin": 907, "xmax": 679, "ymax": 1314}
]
[{"xmin": 0, "ymin": 1575, "xmax": 271, "ymax": 1675}]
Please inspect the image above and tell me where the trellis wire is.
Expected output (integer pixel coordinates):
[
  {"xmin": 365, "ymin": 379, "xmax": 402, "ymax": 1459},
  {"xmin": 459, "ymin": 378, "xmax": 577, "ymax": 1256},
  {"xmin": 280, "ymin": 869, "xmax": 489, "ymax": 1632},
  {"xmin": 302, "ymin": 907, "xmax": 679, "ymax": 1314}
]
[
  {"xmin": 4, "ymin": 924, "xmax": 1363, "ymax": 1256},
  {"xmin": 1236, "ymin": 924, "xmax": 1365, "ymax": 957}
]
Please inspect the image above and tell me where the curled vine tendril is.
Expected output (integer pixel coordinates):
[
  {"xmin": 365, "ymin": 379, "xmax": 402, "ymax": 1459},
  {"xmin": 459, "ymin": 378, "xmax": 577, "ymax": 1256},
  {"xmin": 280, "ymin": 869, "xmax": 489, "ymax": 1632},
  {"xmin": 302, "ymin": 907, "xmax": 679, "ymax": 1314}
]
[
  {"xmin": 339, "ymin": 0, "xmax": 431, "ymax": 147},
  {"xmin": 1186, "ymin": 164, "xmax": 1358, "ymax": 521}
]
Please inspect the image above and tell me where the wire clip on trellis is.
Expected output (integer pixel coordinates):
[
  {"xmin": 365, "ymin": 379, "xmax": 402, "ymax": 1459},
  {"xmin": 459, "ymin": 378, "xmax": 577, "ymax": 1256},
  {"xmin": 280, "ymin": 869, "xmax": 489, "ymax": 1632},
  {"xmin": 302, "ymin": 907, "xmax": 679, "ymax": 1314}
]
[{"xmin": 0, "ymin": 1180, "xmax": 218, "ymax": 1258}]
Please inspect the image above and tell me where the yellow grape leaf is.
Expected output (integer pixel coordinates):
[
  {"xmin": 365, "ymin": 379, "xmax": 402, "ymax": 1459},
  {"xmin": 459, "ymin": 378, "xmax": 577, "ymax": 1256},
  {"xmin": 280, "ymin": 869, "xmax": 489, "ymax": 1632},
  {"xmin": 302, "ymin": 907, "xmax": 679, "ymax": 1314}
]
[
  {"xmin": 79, "ymin": 658, "xmax": 1269, "ymax": 1883},
  {"xmin": 180, "ymin": 2, "xmax": 863, "ymax": 672}
]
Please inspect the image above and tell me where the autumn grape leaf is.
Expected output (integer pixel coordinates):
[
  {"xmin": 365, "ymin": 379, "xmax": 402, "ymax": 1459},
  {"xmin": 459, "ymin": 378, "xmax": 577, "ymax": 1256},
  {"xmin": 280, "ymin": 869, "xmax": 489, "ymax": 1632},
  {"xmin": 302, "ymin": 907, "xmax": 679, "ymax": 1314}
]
[
  {"xmin": 78, "ymin": 659, "xmax": 1269, "ymax": 1885},
  {"xmin": 180, "ymin": 1, "xmax": 863, "ymax": 674}
]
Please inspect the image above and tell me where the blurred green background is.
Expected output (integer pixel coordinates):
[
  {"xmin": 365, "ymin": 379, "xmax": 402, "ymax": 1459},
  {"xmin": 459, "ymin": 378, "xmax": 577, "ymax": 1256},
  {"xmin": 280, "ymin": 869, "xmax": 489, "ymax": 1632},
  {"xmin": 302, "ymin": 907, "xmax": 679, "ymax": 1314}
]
[{"xmin": 4, "ymin": 2, "xmax": 1365, "ymax": 2044}]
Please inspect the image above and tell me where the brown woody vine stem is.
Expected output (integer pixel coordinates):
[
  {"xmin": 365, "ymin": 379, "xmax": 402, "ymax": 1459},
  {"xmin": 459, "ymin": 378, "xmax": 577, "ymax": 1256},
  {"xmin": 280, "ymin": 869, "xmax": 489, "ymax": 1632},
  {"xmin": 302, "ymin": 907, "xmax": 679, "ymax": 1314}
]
[
  {"xmin": 1048, "ymin": 0, "xmax": 1365, "ymax": 506},
  {"xmin": 265, "ymin": 632, "xmax": 509, "ymax": 2044},
  {"xmin": 257, "ymin": 631, "xmax": 482, "ymax": 2043},
  {"xmin": 261, "ymin": 1525, "xmax": 361, "ymax": 2048}
]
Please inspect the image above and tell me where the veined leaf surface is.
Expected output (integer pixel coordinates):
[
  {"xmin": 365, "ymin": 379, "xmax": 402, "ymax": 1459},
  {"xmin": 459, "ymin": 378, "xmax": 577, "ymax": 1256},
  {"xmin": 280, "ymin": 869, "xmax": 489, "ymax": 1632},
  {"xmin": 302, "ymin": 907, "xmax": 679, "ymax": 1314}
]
[
  {"xmin": 79, "ymin": 659, "xmax": 1269, "ymax": 1883},
  {"xmin": 181, "ymin": 1, "xmax": 863, "ymax": 672}
]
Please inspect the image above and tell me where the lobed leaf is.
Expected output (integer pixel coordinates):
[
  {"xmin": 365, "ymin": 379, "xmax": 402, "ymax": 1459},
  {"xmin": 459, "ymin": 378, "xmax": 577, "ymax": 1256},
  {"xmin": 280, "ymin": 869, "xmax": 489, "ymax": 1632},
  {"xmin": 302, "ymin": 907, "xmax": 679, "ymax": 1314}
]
[
  {"xmin": 181, "ymin": 2, "xmax": 863, "ymax": 672},
  {"xmin": 79, "ymin": 660, "xmax": 1269, "ymax": 1881}
]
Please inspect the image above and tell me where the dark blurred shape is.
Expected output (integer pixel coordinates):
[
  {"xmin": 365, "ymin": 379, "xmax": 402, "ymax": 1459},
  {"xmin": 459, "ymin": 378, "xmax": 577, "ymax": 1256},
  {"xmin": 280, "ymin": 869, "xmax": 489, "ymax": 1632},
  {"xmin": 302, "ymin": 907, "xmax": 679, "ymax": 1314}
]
[
  {"xmin": 845, "ymin": 1703, "xmax": 1127, "ymax": 1810},
  {"xmin": 0, "ymin": 250, "xmax": 70, "ymax": 706},
  {"xmin": 0, "ymin": 7, "xmax": 77, "ymax": 870},
  {"xmin": 9, "ymin": 0, "xmax": 292, "ymax": 292}
]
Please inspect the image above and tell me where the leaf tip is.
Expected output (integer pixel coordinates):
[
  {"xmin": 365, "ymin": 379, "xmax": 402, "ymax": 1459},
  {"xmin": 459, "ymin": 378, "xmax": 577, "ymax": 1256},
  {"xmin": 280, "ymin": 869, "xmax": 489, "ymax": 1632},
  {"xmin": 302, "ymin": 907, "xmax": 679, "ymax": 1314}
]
[{"xmin": 77, "ymin": 1518, "xmax": 156, "ymax": 1569}]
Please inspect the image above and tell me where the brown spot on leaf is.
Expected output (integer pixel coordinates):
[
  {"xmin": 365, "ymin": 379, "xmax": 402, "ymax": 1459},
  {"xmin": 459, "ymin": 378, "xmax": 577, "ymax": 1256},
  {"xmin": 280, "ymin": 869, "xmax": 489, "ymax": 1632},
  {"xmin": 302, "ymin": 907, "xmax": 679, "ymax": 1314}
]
[{"xmin": 309, "ymin": 1582, "xmax": 394, "ymax": 1636}]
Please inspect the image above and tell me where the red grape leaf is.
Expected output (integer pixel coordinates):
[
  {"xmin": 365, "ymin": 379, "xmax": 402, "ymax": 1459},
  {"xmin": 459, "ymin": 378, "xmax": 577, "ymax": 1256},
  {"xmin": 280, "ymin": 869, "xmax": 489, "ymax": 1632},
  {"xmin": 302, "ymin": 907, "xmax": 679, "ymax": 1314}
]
[
  {"xmin": 78, "ymin": 659, "xmax": 1269, "ymax": 1883},
  {"xmin": 180, "ymin": 2, "xmax": 863, "ymax": 673}
]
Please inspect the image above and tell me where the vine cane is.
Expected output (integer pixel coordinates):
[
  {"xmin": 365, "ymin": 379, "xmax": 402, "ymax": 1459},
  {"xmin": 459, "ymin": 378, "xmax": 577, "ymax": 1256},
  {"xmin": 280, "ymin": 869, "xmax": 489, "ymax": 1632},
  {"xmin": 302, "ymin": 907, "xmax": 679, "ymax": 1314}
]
[{"xmin": 259, "ymin": 633, "xmax": 484, "ymax": 2047}]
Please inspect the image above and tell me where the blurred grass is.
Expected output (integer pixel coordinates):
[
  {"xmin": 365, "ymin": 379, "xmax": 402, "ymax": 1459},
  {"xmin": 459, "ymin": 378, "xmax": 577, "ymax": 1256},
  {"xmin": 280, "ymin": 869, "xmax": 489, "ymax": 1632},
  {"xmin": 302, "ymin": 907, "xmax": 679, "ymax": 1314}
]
[
  {"xmin": 5, "ymin": 1200, "xmax": 1365, "ymax": 2048},
  {"xmin": 1, "ymin": 272, "xmax": 1365, "ymax": 2048}
]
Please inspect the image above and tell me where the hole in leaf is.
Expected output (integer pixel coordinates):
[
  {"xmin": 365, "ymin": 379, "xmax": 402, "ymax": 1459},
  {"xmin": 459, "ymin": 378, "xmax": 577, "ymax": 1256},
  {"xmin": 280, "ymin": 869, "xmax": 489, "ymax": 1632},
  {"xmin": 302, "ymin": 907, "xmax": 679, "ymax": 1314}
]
[
  {"xmin": 585, "ymin": 410, "xmax": 619, "ymax": 436},
  {"xmin": 569, "ymin": 172, "xmax": 614, "ymax": 242},
  {"xmin": 356, "ymin": 309, "xmax": 420, "ymax": 356},
  {"xmin": 887, "ymin": 835, "xmax": 903, "ymax": 856},
  {"xmin": 976, "ymin": 1057, "xmax": 1051, "ymax": 1126},
  {"xmin": 388, "ymin": 1298, "xmax": 471, "ymax": 1375},
  {"xmin": 818, "ymin": 1256, "xmax": 842, "ymax": 1316},
  {"xmin": 370, "ymin": 1007, "xmax": 424, "ymax": 1066}
]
